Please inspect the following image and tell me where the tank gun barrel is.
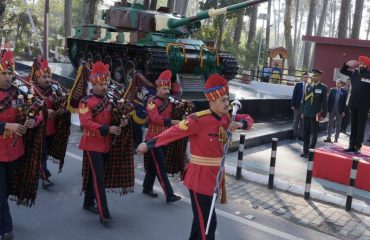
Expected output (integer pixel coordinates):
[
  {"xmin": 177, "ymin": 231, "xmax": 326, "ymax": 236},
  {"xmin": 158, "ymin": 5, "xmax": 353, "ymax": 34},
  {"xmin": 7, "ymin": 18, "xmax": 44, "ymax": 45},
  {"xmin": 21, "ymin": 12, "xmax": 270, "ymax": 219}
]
[{"xmin": 167, "ymin": 0, "xmax": 268, "ymax": 29}]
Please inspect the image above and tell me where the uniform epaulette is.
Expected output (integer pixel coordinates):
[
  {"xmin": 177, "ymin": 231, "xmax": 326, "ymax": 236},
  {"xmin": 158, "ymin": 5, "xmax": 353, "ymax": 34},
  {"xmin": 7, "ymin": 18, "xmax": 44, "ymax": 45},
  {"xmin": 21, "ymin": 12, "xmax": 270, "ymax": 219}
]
[{"xmin": 194, "ymin": 109, "xmax": 212, "ymax": 118}]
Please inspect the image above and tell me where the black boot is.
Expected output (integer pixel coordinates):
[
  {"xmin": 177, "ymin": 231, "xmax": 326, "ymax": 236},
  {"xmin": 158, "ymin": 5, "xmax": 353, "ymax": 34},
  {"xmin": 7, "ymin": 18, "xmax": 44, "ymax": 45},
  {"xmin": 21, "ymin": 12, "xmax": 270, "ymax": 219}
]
[
  {"xmin": 1, "ymin": 232, "xmax": 14, "ymax": 240},
  {"xmin": 83, "ymin": 202, "xmax": 99, "ymax": 214},
  {"xmin": 166, "ymin": 194, "xmax": 181, "ymax": 203},
  {"xmin": 143, "ymin": 188, "xmax": 158, "ymax": 198},
  {"xmin": 100, "ymin": 216, "xmax": 113, "ymax": 224}
]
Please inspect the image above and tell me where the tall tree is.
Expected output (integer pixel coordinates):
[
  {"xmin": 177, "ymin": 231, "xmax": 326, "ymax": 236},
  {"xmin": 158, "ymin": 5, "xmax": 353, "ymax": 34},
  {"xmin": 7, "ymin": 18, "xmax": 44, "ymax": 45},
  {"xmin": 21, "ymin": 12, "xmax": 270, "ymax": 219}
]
[
  {"xmin": 83, "ymin": 0, "xmax": 98, "ymax": 25},
  {"xmin": 64, "ymin": 0, "xmax": 72, "ymax": 51},
  {"xmin": 246, "ymin": 5, "xmax": 258, "ymax": 47},
  {"xmin": 302, "ymin": 0, "xmax": 316, "ymax": 70},
  {"xmin": 167, "ymin": 0, "xmax": 175, "ymax": 12},
  {"xmin": 316, "ymin": 0, "xmax": 329, "ymax": 36},
  {"xmin": 351, "ymin": 0, "xmax": 364, "ymax": 39},
  {"xmin": 144, "ymin": 0, "xmax": 150, "ymax": 9},
  {"xmin": 174, "ymin": 0, "xmax": 190, "ymax": 15},
  {"xmin": 337, "ymin": 0, "xmax": 350, "ymax": 38},
  {"xmin": 284, "ymin": 0, "xmax": 295, "ymax": 71},
  {"xmin": 265, "ymin": 0, "xmax": 271, "ymax": 65},
  {"xmin": 150, "ymin": 0, "xmax": 157, "ymax": 10},
  {"xmin": 0, "ymin": 0, "xmax": 7, "ymax": 45},
  {"xmin": 244, "ymin": 6, "xmax": 258, "ymax": 69},
  {"xmin": 233, "ymin": 9, "xmax": 245, "ymax": 46}
]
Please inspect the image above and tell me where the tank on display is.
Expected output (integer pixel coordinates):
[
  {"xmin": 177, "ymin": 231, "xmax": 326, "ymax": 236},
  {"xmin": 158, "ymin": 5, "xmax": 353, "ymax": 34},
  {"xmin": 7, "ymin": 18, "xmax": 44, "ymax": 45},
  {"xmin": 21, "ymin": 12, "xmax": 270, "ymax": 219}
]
[{"xmin": 67, "ymin": 0, "xmax": 267, "ymax": 91}]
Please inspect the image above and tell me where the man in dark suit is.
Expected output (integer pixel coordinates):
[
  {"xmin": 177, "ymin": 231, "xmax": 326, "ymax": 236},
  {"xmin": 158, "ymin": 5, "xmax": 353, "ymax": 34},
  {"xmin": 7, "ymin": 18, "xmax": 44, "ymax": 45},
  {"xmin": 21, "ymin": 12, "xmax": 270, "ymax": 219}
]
[
  {"xmin": 340, "ymin": 56, "xmax": 370, "ymax": 153},
  {"xmin": 340, "ymin": 79, "xmax": 351, "ymax": 134},
  {"xmin": 324, "ymin": 79, "xmax": 348, "ymax": 143},
  {"xmin": 300, "ymin": 69, "xmax": 328, "ymax": 158},
  {"xmin": 291, "ymin": 72, "xmax": 309, "ymax": 139}
]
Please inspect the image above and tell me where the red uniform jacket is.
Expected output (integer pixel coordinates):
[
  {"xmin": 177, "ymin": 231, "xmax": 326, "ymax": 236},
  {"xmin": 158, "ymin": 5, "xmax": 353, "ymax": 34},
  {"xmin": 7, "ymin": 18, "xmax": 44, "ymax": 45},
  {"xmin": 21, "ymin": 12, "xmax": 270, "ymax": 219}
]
[
  {"xmin": 145, "ymin": 96, "xmax": 173, "ymax": 140},
  {"xmin": 79, "ymin": 95, "xmax": 111, "ymax": 153},
  {"xmin": 35, "ymin": 86, "xmax": 56, "ymax": 136},
  {"xmin": 0, "ymin": 87, "xmax": 24, "ymax": 162},
  {"xmin": 147, "ymin": 109, "xmax": 254, "ymax": 196}
]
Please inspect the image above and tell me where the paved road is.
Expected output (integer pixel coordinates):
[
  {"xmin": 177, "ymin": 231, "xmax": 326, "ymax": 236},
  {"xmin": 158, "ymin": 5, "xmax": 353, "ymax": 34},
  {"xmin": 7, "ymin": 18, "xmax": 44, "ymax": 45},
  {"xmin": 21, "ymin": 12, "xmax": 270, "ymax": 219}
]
[{"xmin": 9, "ymin": 128, "xmax": 338, "ymax": 240}]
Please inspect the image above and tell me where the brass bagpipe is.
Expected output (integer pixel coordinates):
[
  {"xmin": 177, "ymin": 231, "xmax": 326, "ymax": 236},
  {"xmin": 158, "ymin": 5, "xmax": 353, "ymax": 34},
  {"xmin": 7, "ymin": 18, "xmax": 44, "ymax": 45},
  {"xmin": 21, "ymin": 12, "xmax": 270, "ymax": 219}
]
[
  {"xmin": 11, "ymin": 73, "xmax": 45, "ymax": 146},
  {"xmin": 105, "ymin": 79, "xmax": 133, "ymax": 145},
  {"xmin": 48, "ymin": 79, "xmax": 70, "ymax": 113},
  {"xmin": 168, "ymin": 95, "xmax": 195, "ymax": 120}
]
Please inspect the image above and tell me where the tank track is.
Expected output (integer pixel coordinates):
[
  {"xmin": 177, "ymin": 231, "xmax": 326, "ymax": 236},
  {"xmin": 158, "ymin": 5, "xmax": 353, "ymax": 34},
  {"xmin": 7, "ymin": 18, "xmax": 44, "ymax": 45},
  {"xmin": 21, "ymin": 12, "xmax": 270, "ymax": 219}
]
[{"xmin": 68, "ymin": 39, "xmax": 238, "ymax": 82}]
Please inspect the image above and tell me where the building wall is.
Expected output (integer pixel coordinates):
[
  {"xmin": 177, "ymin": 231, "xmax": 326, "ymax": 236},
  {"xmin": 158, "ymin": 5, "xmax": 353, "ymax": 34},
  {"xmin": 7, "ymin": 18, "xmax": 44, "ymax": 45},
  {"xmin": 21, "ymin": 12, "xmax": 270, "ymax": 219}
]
[{"xmin": 312, "ymin": 44, "xmax": 367, "ymax": 88}]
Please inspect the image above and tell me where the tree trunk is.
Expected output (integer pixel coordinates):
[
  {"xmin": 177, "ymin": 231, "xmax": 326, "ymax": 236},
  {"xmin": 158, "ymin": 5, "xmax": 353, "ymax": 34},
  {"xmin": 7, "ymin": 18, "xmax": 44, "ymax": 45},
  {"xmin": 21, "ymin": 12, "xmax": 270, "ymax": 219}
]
[
  {"xmin": 302, "ymin": 0, "xmax": 316, "ymax": 70},
  {"xmin": 367, "ymin": 14, "xmax": 370, "ymax": 40},
  {"xmin": 215, "ymin": 17, "xmax": 225, "ymax": 51},
  {"xmin": 351, "ymin": 0, "xmax": 364, "ymax": 39},
  {"xmin": 337, "ymin": 0, "xmax": 350, "ymax": 38},
  {"xmin": 44, "ymin": 0, "xmax": 49, "ymax": 59},
  {"xmin": 246, "ymin": 6, "xmax": 257, "ymax": 47},
  {"xmin": 317, "ymin": 0, "xmax": 329, "ymax": 36},
  {"xmin": 167, "ymin": 0, "xmax": 175, "ymax": 12},
  {"xmin": 150, "ymin": 0, "xmax": 157, "ymax": 10},
  {"xmin": 144, "ymin": 0, "xmax": 150, "ymax": 9},
  {"xmin": 265, "ymin": 0, "xmax": 271, "ymax": 66},
  {"xmin": 174, "ymin": 0, "xmax": 189, "ymax": 15},
  {"xmin": 293, "ymin": 0, "xmax": 299, "ymax": 54},
  {"xmin": 0, "ymin": 0, "xmax": 6, "ymax": 46},
  {"xmin": 181, "ymin": 0, "xmax": 189, "ymax": 15},
  {"xmin": 284, "ymin": 0, "xmax": 295, "ymax": 72},
  {"xmin": 84, "ymin": 0, "xmax": 98, "ymax": 25},
  {"xmin": 331, "ymin": 0, "xmax": 337, "ymax": 37},
  {"xmin": 233, "ymin": 10, "xmax": 244, "ymax": 46},
  {"xmin": 64, "ymin": 0, "xmax": 72, "ymax": 52}
]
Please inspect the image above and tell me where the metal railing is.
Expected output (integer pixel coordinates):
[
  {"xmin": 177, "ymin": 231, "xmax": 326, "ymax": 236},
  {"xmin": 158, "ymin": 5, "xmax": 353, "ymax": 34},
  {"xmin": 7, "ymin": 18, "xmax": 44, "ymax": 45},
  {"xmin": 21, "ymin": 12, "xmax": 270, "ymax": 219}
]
[{"xmin": 233, "ymin": 67, "xmax": 307, "ymax": 86}]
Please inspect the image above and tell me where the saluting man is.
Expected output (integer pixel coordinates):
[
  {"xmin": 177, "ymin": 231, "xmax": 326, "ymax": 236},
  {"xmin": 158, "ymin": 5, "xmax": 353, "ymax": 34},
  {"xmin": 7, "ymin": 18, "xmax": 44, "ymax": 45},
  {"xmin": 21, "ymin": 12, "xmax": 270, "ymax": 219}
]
[
  {"xmin": 137, "ymin": 73, "xmax": 254, "ymax": 240},
  {"xmin": 142, "ymin": 70, "xmax": 182, "ymax": 203},
  {"xmin": 78, "ymin": 61, "xmax": 122, "ymax": 224},
  {"xmin": 301, "ymin": 69, "xmax": 328, "ymax": 158}
]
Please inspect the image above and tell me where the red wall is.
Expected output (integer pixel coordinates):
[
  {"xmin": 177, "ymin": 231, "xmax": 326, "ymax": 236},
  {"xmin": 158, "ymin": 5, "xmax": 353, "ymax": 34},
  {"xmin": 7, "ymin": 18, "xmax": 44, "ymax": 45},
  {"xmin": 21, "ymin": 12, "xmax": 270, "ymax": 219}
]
[{"xmin": 312, "ymin": 44, "xmax": 368, "ymax": 88}]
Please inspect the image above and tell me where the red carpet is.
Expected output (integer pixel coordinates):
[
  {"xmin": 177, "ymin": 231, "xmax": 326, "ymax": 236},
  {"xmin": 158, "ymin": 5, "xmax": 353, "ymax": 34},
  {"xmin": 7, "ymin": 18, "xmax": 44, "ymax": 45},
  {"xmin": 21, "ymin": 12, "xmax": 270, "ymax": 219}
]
[{"xmin": 313, "ymin": 145, "xmax": 370, "ymax": 191}]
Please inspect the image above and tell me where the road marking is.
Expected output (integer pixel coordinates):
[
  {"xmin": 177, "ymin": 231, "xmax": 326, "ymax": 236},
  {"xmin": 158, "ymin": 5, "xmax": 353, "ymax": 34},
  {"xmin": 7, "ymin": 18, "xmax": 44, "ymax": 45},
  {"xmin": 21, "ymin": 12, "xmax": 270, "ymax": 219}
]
[{"xmin": 67, "ymin": 151, "xmax": 305, "ymax": 240}]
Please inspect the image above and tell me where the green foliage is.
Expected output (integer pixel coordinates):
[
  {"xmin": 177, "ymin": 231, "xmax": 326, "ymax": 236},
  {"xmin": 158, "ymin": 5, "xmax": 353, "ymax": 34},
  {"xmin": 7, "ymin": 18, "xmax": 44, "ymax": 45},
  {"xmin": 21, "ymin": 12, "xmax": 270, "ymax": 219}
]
[{"xmin": 193, "ymin": 26, "xmax": 217, "ymax": 40}]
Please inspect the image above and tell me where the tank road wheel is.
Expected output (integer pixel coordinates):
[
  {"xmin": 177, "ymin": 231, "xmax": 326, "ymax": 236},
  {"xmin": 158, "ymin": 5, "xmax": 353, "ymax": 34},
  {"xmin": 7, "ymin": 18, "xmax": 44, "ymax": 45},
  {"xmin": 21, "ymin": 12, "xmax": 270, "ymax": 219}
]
[
  {"xmin": 112, "ymin": 59, "xmax": 124, "ymax": 84},
  {"xmin": 124, "ymin": 60, "xmax": 136, "ymax": 87}
]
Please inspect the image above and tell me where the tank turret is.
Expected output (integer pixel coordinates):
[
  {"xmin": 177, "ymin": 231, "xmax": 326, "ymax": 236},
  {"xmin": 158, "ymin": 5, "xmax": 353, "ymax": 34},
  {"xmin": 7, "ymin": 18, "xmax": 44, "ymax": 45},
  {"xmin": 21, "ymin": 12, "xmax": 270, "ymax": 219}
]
[{"xmin": 67, "ymin": 0, "xmax": 268, "ymax": 88}]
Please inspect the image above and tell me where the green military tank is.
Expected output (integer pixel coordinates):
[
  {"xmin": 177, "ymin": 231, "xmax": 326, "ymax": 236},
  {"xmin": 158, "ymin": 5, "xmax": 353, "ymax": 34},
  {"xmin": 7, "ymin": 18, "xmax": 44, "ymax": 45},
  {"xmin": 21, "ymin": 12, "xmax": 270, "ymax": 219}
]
[{"xmin": 67, "ymin": 0, "xmax": 267, "ymax": 92}]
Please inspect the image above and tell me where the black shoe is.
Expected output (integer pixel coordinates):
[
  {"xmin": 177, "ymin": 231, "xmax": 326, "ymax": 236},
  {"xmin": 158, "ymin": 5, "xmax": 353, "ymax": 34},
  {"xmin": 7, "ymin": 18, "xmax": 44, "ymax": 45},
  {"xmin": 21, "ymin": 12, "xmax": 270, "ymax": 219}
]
[
  {"xmin": 166, "ymin": 194, "xmax": 181, "ymax": 203},
  {"xmin": 344, "ymin": 147, "xmax": 356, "ymax": 152},
  {"xmin": 353, "ymin": 148, "xmax": 361, "ymax": 154},
  {"xmin": 42, "ymin": 179, "xmax": 54, "ymax": 189},
  {"xmin": 300, "ymin": 152, "xmax": 308, "ymax": 158},
  {"xmin": 100, "ymin": 216, "xmax": 113, "ymax": 224},
  {"xmin": 143, "ymin": 188, "xmax": 158, "ymax": 198},
  {"xmin": 324, "ymin": 138, "xmax": 332, "ymax": 143},
  {"xmin": 83, "ymin": 204, "xmax": 99, "ymax": 214},
  {"xmin": 1, "ymin": 232, "xmax": 14, "ymax": 240}
]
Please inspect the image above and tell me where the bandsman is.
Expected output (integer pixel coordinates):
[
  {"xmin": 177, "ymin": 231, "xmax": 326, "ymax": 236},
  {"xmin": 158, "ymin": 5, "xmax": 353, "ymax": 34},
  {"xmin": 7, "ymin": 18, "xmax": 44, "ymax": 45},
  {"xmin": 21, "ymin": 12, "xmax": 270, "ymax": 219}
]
[
  {"xmin": 0, "ymin": 50, "xmax": 42, "ymax": 240},
  {"xmin": 31, "ymin": 59, "xmax": 70, "ymax": 188},
  {"xmin": 137, "ymin": 73, "xmax": 254, "ymax": 239},
  {"xmin": 78, "ymin": 61, "xmax": 133, "ymax": 224},
  {"xmin": 142, "ymin": 70, "xmax": 183, "ymax": 203}
]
